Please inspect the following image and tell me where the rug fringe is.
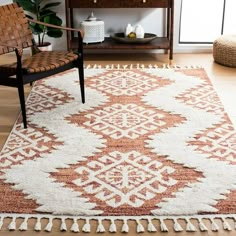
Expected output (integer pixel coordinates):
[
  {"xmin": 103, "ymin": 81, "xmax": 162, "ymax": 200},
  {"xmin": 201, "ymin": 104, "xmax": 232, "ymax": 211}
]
[
  {"xmin": 85, "ymin": 63, "xmax": 203, "ymax": 69},
  {"xmin": 0, "ymin": 214, "xmax": 235, "ymax": 232}
]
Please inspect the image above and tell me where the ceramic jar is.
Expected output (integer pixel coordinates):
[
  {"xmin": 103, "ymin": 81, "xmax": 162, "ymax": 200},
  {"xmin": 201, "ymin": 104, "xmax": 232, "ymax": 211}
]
[
  {"xmin": 125, "ymin": 23, "xmax": 133, "ymax": 37},
  {"xmin": 135, "ymin": 25, "xmax": 145, "ymax": 38}
]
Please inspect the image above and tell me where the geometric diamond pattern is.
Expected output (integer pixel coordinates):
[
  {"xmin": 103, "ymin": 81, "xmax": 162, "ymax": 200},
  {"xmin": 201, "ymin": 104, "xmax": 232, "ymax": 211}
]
[
  {"xmin": 73, "ymin": 151, "xmax": 177, "ymax": 207},
  {"xmin": 84, "ymin": 103, "xmax": 167, "ymax": 139}
]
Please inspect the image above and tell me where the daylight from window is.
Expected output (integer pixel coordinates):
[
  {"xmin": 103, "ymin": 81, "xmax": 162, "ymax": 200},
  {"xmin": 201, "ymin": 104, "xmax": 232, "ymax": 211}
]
[
  {"xmin": 223, "ymin": 0, "xmax": 236, "ymax": 34},
  {"xmin": 179, "ymin": 0, "xmax": 236, "ymax": 44}
]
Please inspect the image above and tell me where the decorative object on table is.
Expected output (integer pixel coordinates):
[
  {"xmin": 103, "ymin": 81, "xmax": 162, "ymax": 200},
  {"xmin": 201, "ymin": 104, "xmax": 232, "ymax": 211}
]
[
  {"xmin": 111, "ymin": 32, "xmax": 156, "ymax": 44},
  {"xmin": 1, "ymin": 66, "xmax": 236, "ymax": 233},
  {"xmin": 135, "ymin": 24, "xmax": 145, "ymax": 38},
  {"xmin": 13, "ymin": 0, "xmax": 63, "ymax": 49},
  {"xmin": 81, "ymin": 12, "xmax": 105, "ymax": 44},
  {"xmin": 125, "ymin": 23, "xmax": 134, "ymax": 37},
  {"xmin": 213, "ymin": 34, "xmax": 236, "ymax": 68},
  {"xmin": 124, "ymin": 24, "xmax": 145, "ymax": 39}
]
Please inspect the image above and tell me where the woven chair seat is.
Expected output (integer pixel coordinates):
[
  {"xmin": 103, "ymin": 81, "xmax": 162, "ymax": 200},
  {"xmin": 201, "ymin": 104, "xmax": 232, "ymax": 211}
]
[
  {"xmin": 213, "ymin": 35, "xmax": 236, "ymax": 68},
  {"xmin": 0, "ymin": 51, "xmax": 78, "ymax": 75}
]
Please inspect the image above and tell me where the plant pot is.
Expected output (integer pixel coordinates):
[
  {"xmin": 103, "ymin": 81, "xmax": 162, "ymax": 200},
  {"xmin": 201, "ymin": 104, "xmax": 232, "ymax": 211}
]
[{"xmin": 37, "ymin": 42, "xmax": 52, "ymax": 51}]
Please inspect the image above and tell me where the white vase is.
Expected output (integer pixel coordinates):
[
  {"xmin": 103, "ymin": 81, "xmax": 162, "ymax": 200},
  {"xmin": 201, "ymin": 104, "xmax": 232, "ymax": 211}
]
[
  {"xmin": 135, "ymin": 25, "xmax": 145, "ymax": 38},
  {"xmin": 125, "ymin": 24, "xmax": 133, "ymax": 37},
  {"xmin": 37, "ymin": 42, "xmax": 52, "ymax": 51}
]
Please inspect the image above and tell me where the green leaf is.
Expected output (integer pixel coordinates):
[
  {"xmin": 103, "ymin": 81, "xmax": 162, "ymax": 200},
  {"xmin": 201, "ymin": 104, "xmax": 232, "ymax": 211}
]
[
  {"xmin": 30, "ymin": 23, "xmax": 43, "ymax": 35},
  {"xmin": 40, "ymin": 9, "xmax": 56, "ymax": 19},
  {"xmin": 48, "ymin": 15, "xmax": 63, "ymax": 26},
  {"xmin": 47, "ymin": 29, "xmax": 63, "ymax": 38},
  {"xmin": 41, "ymin": 2, "xmax": 61, "ymax": 10},
  {"xmin": 14, "ymin": 0, "xmax": 63, "ymax": 41},
  {"xmin": 13, "ymin": 0, "xmax": 35, "ymax": 14}
]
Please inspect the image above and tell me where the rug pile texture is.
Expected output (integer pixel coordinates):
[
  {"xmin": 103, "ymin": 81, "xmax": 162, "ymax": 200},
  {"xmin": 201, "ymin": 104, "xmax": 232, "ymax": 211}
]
[{"xmin": 0, "ymin": 66, "xmax": 236, "ymax": 233}]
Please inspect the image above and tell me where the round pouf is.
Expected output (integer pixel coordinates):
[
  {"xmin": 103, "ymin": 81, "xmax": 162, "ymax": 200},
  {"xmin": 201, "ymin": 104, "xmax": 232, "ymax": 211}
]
[{"xmin": 213, "ymin": 35, "xmax": 236, "ymax": 67}]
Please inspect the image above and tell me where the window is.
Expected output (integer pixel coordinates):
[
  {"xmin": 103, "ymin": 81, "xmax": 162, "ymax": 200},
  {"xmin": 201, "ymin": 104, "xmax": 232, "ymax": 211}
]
[
  {"xmin": 223, "ymin": 0, "xmax": 236, "ymax": 34},
  {"xmin": 179, "ymin": 0, "xmax": 235, "ymax": 44}
]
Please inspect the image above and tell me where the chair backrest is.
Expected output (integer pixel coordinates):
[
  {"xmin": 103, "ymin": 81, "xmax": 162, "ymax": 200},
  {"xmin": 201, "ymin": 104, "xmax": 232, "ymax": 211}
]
[{"xmin": 0, "ymin": 3, "xmax": 33, "ymax": 55}]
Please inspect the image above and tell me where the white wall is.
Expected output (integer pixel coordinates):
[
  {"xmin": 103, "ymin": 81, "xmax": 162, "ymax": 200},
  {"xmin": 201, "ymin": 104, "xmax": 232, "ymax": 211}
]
[{"xmin": 0, "ymin": 0, "xmax": 12, "ymax": 4}]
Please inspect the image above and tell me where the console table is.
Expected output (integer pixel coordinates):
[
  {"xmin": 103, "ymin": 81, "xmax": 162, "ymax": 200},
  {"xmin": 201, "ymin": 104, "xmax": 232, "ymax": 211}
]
[{"xmin": 65, "ymin": 0, "xmax": 174, "ymax": 60}]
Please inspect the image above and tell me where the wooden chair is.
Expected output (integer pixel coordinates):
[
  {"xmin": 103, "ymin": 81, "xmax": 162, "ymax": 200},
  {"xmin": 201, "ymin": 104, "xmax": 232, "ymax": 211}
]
[{"xmin": 0, "ymin": 3, "xmax": 85, "ymax": 128}]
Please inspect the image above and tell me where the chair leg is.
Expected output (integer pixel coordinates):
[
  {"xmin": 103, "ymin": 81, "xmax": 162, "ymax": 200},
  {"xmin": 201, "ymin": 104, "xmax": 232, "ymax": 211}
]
[
  {"xmin": 17, "ymin": 83, "xmax": 27, "ymax": 128},
  {"xmin": 78, "ymin": 59, "xmax": 85, "ymax": 104}
]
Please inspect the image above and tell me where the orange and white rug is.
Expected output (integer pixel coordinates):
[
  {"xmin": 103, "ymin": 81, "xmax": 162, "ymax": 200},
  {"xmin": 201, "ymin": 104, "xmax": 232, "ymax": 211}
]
[{"xmin": 0, "ymin": 66, "xmax": 236, "ymax": 233}]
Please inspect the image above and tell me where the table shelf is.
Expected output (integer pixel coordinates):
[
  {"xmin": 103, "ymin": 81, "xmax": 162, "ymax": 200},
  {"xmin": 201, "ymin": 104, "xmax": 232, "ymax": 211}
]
[
  {"xmin": 70, "ymin": 36, "xmax": 170, "ymax": 50},
  {"xmin": 65, "ymin": 0, "xmax": 174, "ymax": 60}
]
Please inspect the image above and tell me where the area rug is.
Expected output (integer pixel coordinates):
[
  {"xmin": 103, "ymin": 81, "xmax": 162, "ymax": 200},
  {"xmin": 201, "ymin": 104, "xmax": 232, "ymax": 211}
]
[{"xmin": 0, "ymin": 65, "xmax": 236, "ymax": 233}]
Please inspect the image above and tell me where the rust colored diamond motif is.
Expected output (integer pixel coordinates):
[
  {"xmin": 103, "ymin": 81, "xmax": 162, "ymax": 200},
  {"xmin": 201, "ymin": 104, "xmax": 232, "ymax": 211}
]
[
  {"xmin": 88, "ymin": 70, "xmax": 158, "ymax": 96},
  {"xmin": 73, "ymin": 151, "xmax": 177, "ymax": 208},
  {"xmin": 84, "ymin": 104, "xmax": 166, "ymax": 139}
]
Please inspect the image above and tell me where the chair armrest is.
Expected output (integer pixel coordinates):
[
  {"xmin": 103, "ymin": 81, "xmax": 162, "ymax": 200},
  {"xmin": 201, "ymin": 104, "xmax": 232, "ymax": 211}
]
[{"xmin": 28, "ymin": 18, "xmax": 84, "ymax": 38}]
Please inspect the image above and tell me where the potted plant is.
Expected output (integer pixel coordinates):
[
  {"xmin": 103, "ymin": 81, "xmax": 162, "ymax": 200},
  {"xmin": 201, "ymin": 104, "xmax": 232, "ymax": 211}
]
[{"xmin": 13, "ymin": 0, "xmax": 63, "ymax": 50}]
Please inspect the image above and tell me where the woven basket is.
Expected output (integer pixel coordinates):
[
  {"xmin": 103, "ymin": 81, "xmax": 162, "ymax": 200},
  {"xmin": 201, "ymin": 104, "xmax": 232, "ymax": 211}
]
[{"xmin": 213, "ymin": 35, "xmax": 236, "ymax": 68}]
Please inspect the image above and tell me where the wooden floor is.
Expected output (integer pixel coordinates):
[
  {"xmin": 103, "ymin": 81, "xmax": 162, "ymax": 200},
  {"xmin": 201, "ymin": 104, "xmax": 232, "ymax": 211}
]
[{"xmin": 0, "ymin": 53, "xmax": 236, "ymax": 235}]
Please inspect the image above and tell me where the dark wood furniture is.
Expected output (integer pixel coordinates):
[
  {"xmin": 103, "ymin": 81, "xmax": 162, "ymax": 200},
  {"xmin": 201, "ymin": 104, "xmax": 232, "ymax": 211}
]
[
  {"xmin": 65, "ymin": 0, "xmax": 174, "ymax": 61},
  {"xmin": 0, "ymin": 3, "xmax": 85, "ymax": 129}
]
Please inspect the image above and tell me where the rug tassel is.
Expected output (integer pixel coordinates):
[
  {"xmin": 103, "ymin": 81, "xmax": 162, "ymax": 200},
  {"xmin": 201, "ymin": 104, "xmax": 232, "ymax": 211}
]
[
  {"xmin": 121, "ymin": 219, "xmax": 129, "ymax": 233},
  {"xmin": 82, "ymin": 219, "xmax": 91, "ymax": 232},
  {"xmin": 109, "ymin": 219, "xmax": 117, "ymax": 232},
  {"xmin": 0, "ymin": 217, "xmax": 4, "ymax": 230},
  {"xmin": 210, "ymin": 219, "xmax": 219, "ymax": 231},
  {"xmin": 222, "ymin": 218, "xmax": 232, "ymax": 231},
  {"xmin": 44, "ymin": 218, "xmax": 53, "ymax": 232},
  {"xmin": 96, "ymin": 219, "xmax": 105, "ymax": 233},
  {"xmin": 19, "ymin": 217, "xmax": 28, "ymax": 231},
  {"xmin": 34, "ymin": 218, "xmax": 41, "ymax": 231},
  {"xmin": 198, "ymin": 218, "xmax": 208, "ymax": 231},
  {"xmin": 173, "ymin": 219, "xmax": 183, "ymax": 232},
  {"xmin": 186, "ymin": 219, "xmax": 196, "ymax": 232},
  {"xmin": 160, "ymin": 219, "xmax": 168, "ymax": 232},
  {"xmin": 60, "ymin": 218, "xmax": 67, "ymax": 231},
  {"xmin": 8, "ymin": 217, "xmax": 16, "ymax": 231},
  {"xmin": 70, "ymin": 219, "xmax": 79, "ymax": 232},
  {"xmin": 136, "ymin": 220, "xmax": 144, "ymax": 233},
  {"xmin": 147, "ymin": 219, "xmax": 157, "ymax": 232}
]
